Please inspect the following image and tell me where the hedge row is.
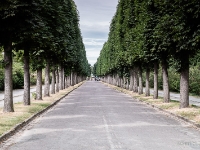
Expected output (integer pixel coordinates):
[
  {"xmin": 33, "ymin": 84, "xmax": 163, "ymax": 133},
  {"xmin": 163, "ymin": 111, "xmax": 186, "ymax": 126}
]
[{"xmin": 0, "ymin": 62, "xmax": 37, "ymax": 90}]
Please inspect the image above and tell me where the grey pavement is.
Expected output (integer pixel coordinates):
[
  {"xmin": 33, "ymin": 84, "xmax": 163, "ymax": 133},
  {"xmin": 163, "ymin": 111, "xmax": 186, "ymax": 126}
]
[{"xmin": 1, "ymin": 81, "xmax": 200, "ymax": 150}]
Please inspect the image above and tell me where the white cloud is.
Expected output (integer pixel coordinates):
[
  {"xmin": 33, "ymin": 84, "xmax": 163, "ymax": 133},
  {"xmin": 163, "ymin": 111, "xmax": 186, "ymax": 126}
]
[
  {"xmin": 83, "ymin": 38, "xmax": 105, "ymax": 46},
  {"xmin": 74, "ymin": 0, "xmax": 118, "ymax": 66}
]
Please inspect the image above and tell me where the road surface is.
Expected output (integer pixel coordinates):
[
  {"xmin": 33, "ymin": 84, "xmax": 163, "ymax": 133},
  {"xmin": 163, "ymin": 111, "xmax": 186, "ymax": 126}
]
[{"xmin": 1, "ymin": 81, "xmax": 200, "ymax": 150}]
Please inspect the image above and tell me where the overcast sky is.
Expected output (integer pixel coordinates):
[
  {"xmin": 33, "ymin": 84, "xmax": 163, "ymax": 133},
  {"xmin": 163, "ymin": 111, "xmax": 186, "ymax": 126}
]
[{"xmin": 73, "ymin": 0, "xmax": 119, "ymax": 66}]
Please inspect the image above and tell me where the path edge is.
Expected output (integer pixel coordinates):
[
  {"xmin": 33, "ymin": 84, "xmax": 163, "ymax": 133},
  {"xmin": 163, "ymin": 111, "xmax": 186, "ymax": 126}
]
[{"xmin": 0, "ymin": 82, "xmax": 84, "ymax": 144}]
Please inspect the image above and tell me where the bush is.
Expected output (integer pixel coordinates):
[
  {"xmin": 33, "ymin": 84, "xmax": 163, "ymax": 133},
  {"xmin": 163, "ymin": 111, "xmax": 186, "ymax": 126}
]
[
  {"xmin": 189, "ymin": 66, "xmax": 200, "ymax": 95},
  {"xmin": 13, "ymin": 70, "xmax": 24, "ymax": 89},
  {"xmin": 30, "ymin": 73, "xmax": 37, "ymax": 85},
  {"xmin": 0, "ymin": 70, "xmax": 4, "ymax": 90}
]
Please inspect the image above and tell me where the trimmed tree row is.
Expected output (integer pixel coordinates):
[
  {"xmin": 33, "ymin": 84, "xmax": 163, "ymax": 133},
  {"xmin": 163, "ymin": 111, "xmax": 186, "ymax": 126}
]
[
  {"xmin": 0, "ymin": 0, "xmax": 90, "ymax": 112},
  {"xmin": 94, "ymin": 0, "xmax": 200, "ymax": 108}
]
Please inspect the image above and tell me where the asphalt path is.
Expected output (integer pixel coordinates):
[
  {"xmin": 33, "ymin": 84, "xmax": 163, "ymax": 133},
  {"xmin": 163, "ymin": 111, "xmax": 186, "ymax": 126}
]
[{"xmin": 1, "ymin": 81, "xmax": 200, "ymax": 150}]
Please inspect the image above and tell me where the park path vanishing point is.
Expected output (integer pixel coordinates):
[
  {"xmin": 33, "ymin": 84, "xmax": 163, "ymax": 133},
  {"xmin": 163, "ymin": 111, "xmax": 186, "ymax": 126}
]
[{"xmin": 1, "ymin": 81, "xmax": 200, "ymax": 150}]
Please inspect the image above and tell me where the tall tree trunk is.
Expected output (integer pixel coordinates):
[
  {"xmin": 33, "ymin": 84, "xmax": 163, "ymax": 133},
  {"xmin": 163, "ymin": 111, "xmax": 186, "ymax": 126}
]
[
  {"xmin": 65, "ymin": 76, "xmax": 67, "ymax": 88},
  {"xmin": 129, "ymin": 69, "xmax": 134, "ymax": 91},
  {"xmin": 133, "ymin": 67, "xmax": 138, "ymax": 92},
  {"xmin": 23, "ymin": 49, "xmax": 30, "ymax": 105},
  {"xmin": 36, "ymin": 68, "xmax": 42, "ymax": 100},
  {"xmin": 123, "ymin": 76, "xmax": 126, "ymax": 88},
  {"xmin": 73, "ymin": 72, "xmax": 75, "ymax": 85},
  {"xmin": 44, "ymin": 60, "xmax": 50, "ymax": 97},
  {"xmin": 154, "ymin": 62, "xmax": 159, "ymax": 99},
  {"xmin": 138, "ymin": 66, "xmax": 143, "ymax": 95},
  {"xmin": 56, "ymin": 68, "xmax": 59, "ymax": 92},
  {"xmin": 70, "ymin": 71, "xmax": 74, "ymax": 86},
  {"xmin": 67, "ymin": 76, "xmax": 71, "ymax": 87},
  {"xmin": 3, "ymin": 40, "xmax": 14, "ymax": 112},
  {"xmin": 162, "ymin": 60, "xmax": 170, "ymax": 103},
  {"xmin": 51, "ymin": 66, "xmax": 55, "ymax": 94},
  {"xmin": 59, "ymin": 65, "xmax": 63, "ymax": 90},
  {"xmin": 145, "ymin": 68, "xmax": 150, "ymax": 96},
  {"xmin": 62, "ymin": 67, "xmax": 65, "ymax": 89},
  {"xmin": 180, "ymin": 52, "xmax": 189, "ymax": 108},
  {"xmin": 126, "ymin": 78, "xmax": 129, "ymax": 90},
  {"xmin": 62, "ymin": 69, "xmax": 65, "ymax": 89}
]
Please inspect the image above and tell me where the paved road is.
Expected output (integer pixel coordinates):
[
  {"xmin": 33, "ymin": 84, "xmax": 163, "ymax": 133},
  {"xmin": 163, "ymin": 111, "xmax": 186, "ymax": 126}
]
[{"xmin": 1, "ymin": 81, "xmax": 200, "ymax": 150}]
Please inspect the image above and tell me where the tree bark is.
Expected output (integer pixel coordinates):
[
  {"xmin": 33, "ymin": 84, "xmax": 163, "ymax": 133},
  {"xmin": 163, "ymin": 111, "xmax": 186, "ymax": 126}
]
[
  {"xmin": 145, "ymin": 68, "xmax": 150, "ymax": 96},
  {"xmin": 23, "ymin": 49, "xmax": 30, "ymax": 105},
  {"xmin": 133, "ymin": 67, "xmax": 138, "ymax": 92},
  {"xmin": 56, "ymin": 68, "xmax": 59, "ymax": 92},
  {"xmin": 126, "ymin": 78, "xmax": 129, "ymax": 90},
  {"xmin": 3, "ymin": 40, "xmax": 14, "ymax": 112},
  {"xmin": 73, "ymin": 72, "xmax": 76, "ymax": 85},
  {"xmin": 154, "ymin": 62, "xmax": 159, "ymax": 99},
  {"xmin": 36, "ymin": 68, "xmax": 42, "ymax": 100},
  {"xmin": 44, "ymin": 60, "xmax": 50, "ymax": 97},
  {"xmin": 123, "ymin": 76, "xmax": 126, "ymax": 88},
  {"xmin": 67, "ymin": 76, "xmax": 71, "ymax": 87},
  {"xmin": 59, "ymin": 65, "xmax": 63, "ymax": 90},
  {"xmin": 129, "ymin": 69, "xmax": 134, "ymax": 91},
  {"xmin": 70, "ymin": 71, "xmax": 74, "ymax": 86},
  {"xmin": 162, "ymin": 60, "xmax": 170, "ymax": 103},
  {"xmin": 138, "ymin": 66, "xmax": 143, "ymax": 95},
  {"xmin": 51, "ymin": 66, "xmax": 55, "ymax": 94},
  {"xmin": 65, "ymin": 76, "xmax": 67, "ymax": 88},
  {"xmin": 62, "ymin": 67, "xmax": 65, "ymax": 89},
  {"xmin": 180, "ymin": 52, "xmax": 189, "ymax": 108}
]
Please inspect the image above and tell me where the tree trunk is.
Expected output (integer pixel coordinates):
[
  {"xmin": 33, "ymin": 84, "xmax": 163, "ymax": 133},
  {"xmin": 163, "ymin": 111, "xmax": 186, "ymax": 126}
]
[
  {"xmin": 36, "ymin": 68, "xmax": 42, "ymax": 100},
  {"xmin": 145, "ymin": 68, "xmax": 150, "ymax": 96},
  {"xmin": 51, "ymin": 67, "xmax": 55, "ymax": 94},
  {"xmin": 65, "ymin": 76, "xmax": 67, "ymax": 88},
  {"xmin": 62, "ymin": 67, "xmax": 65, "ymax": 89},
  {"xmin": 180, "ymin": 53, "xmax": 189, "ymax": 108},
  {"xmin": 44, "ymin": 60, "xmax": 50, "ymax": 97},
  {"xmin": 154, "ymin": 62, "xmax": 159, "ymax": 99},
  {"xmin": 70, "ymin": 71, "xmax": 74, "ymax": 86},
  {"xmin": 126, "ymin": 78, "xmax": 129, "ymax": 90},
  {"xmin": 123, "ymin": 76, "xmax": 126, "ymax": 88},
  {"xmin": 3, "ymin": 40, "xmax": 14, "ymax": 112},
  {"xmin": 23, "ymin": 49, "xmax": 30, "ymax": 105},
  {"xmin": 162, "ymin": 60, "xmax": 170, "ymax": 103},
  {"xmin": 129, "ymin": 69, "xmax": 134, "ymax": 91},
  {"xmin": 73, "ymin": 72, "xmax": 76, "ymax": 85},
  {"xmin": 138, "ymin": 66, "xmax": 143, "ymax": 95},
  {"xmin": 133, "ymin": 67, "xmax": 138, "ymax": 92},
  {"xmin": 59, "ymin": 65, "xmax": 63, "ymax": 90},
  {"xmin": 67, "ymin": 76, "xmax": 71, "ymax": 87},
  {"xmin": 56, "ymin": 68, "xmax": 59, "ymax": 92}
]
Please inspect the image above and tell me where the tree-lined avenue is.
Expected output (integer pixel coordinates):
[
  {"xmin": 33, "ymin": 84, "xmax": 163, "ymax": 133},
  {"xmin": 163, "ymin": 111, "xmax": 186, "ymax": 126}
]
[{"xmin": 1, "ymin": 81, "xmax": 200, "ymax": 150}]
